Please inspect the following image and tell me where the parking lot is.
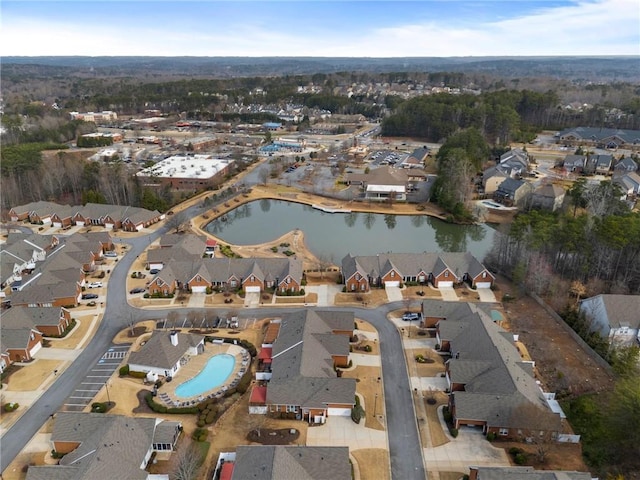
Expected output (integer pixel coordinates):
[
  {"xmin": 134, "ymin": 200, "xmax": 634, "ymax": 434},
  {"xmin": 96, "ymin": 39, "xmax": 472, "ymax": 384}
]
[{"xmin": 63, "ymin": 344, "xmax": 128, "ymax": 411}]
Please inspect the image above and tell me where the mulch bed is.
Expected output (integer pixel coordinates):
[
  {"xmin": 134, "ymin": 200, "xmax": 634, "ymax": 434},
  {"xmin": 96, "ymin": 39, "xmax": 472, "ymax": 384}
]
[
  {"xmin": 132, "ymin": 389, "xmax": 155, "ymax": 414},
  {"xmin": 128, "ymin": 326, "xmax": 147, "ymax": 338},
  {"xmin": 246, "ymin": 428, "xmax": 300, "ymax": 445}
]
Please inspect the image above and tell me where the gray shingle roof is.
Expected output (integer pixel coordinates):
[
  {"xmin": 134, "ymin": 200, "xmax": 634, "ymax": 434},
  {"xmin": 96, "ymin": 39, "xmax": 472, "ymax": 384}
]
[
  {"xmin": 580, "ymin": 294, "xmax": 640, "ymax": 329},
  {"xmin": 342, "ymin": 252, "xmax": 493, "ymax": 283},
  {"xmin": 232, "ymin": 445, "xmax": 351, "ymax": 480},
  {"xmin": 128, "ymin": 331, "xmax": 204, "ymax": 371},
  {"xmin": 470, "ymin": 466, "xmax": 591, "ymax": 480},
  {"xmin": 267, "ymin": 311, "xmax": 356, "ymax": 409},
  {"xmin": 441, "ymin": 303, "xmax": 560, "ymax": 432},
  {"xmin": 1, "ymin": 306, "xmax": 64, "ymax": 329},
  {"xmin": 25, "ymin": 412, "xmax": 177, "ymax": 480}
]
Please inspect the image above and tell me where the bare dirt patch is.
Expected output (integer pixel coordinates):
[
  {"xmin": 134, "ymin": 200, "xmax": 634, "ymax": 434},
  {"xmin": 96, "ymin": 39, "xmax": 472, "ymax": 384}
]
[
  {"xmin": 352, "ymin": 448, "xmax": 391, "ymax": 480},
  {"xmin": 494, "ymin": 275, "xmax": 614, "ymax": 396},
  {"xmin": 496, "ymin": 440, "xmax": 589, "ymax": 472}
]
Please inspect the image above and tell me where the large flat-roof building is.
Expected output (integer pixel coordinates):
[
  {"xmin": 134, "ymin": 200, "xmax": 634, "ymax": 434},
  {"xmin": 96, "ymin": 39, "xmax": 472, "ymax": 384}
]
[
  {"xmin": 69, "ymin": 111, "xmax": 118, "ymax": 123},
  {"xmin": 136, "ymin": 155, "xmax": 234, "ymax": 191}
]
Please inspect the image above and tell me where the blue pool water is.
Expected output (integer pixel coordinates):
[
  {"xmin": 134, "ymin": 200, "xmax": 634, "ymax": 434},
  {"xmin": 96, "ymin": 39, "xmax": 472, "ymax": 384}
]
[
  {"xmin": 491, "ymin": 310, "xmax": 505, "ymax": 322},
  {"xmin": 175, "ymin": 354, "xmax": 235, "ymax": 398}
]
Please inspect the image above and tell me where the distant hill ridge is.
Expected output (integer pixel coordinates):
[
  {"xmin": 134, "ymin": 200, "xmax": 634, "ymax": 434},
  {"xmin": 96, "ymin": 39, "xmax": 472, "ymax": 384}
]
[{"xmin": 3, "ymin": 56, "xmax": 639, "ymax": 80}]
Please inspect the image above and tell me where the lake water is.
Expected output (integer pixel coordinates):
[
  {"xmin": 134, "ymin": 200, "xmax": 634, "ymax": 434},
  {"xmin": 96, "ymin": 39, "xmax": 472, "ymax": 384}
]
[{"xmin": 205, "ymin": 200, "xmax": 497, "ymax": 262}]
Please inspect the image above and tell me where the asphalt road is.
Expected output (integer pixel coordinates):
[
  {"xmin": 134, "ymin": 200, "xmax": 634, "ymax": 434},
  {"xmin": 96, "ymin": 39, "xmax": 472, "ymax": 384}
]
[{"xmin": 0, "ymin": 201, "xmax": 426, "ymax": 480}]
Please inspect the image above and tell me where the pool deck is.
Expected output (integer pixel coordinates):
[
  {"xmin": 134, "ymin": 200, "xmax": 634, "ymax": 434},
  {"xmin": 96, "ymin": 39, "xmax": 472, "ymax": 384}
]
[{"xmin": 156, "ymin": 343, "xmax": 251, "ymax": 407}]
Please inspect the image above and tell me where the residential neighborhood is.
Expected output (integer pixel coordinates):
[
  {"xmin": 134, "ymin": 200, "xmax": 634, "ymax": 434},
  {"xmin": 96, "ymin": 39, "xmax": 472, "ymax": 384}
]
[{"xmin": 2, "ymin": 54, "xmax": 640, "ymax": 480}]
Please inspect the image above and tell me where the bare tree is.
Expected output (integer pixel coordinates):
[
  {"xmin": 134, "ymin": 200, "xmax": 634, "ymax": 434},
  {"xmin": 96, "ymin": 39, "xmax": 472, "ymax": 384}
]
[
  {"xmin": 165, "ymin": 210, "xmax": 189, "ymax": 234},
  {"xmin": 171, "ymin": 442, "xmax": 204, "ymax": 480},
  {"xmin": 167, "ymin": 310, "xmax": 180, "ymax": 330},
  {"xmin": 258, "ymin": 167, "xmax": 269, "ymax": 186}
]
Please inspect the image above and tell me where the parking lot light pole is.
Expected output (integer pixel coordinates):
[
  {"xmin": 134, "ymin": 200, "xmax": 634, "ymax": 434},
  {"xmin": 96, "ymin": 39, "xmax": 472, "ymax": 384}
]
[{"xmin": 105, "ymin": 381, "xmax": 111, "ymax": 405}]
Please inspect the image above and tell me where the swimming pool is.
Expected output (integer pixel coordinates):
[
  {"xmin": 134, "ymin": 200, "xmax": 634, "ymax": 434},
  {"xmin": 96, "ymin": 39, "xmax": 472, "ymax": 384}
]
[{"xmin": 175, "ymin": 354, "xmax": 235, "ymax": 398}]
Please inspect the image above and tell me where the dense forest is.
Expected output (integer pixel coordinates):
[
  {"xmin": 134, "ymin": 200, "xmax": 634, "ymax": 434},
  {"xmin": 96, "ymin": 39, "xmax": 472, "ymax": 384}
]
[{"xmin": 381, "ymin": 89, "xmax": 640, "ymax": 143}]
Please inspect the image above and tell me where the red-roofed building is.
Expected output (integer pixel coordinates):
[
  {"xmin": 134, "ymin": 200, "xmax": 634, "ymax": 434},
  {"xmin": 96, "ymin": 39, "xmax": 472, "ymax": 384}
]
[
  {"xmin": 205, "ymin": 238, "xmax": 217, "ymax": 257},
  {"xmin": 219, "ymin": 461, "xmax": 234, "ymax": 480},
  {"xmin": 249, "ymin": 386, "xmax": 268, "ymax": 414}
]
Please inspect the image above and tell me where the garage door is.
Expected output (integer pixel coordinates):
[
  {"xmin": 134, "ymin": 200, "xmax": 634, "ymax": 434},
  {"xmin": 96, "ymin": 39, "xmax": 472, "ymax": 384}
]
[
  {"xmin": 29, "ymin": 341, "xmax": 43, "ymax": 358},
  {"xmin": 191, "ymin": 286, "xmax": 207, "ymax": 293},
  {"xmin": 438, "ymin": 281, "xmax": 454, "ymax": 288},
  {"xmin": 385, "ymin": 281, "xmax": 400, "ymax": 287},
  {"xmin": 53, "ymin": 222, "xmax": 62, "ymax": 228},
  {"xmin": 327, "ymin": 407, "xmax": 352, "ymax": 416},
  {"xmin": 245, "ymin": 286, "xmax": 261, "ymax": 293},
  {"xmin": 476, "ymin": 282, "xmax": 492, "ymax": 289}
]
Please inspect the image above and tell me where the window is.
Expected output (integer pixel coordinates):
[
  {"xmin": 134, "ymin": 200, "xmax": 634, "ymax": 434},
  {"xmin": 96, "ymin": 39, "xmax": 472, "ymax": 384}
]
[
  {"xmin": 286, "ymin": 405, "xmax": 297, "ymax": 413},
  {"xmin": 250, "ymin": 275, "xmax": 254, "ymax": 282},
  {"xmin": 482, "ymin": 272, "xmax": 487, "ymax": 278},
  {"xmin": 390, "ymin": 271, "xmax": 395, "ymax": 277},
  {"xmin": 499, "ymin": 428, "xmax": 509, "ymax": 436},
  {"xmin": 286, "ymin": 278, "xmax": 291, "ymax": 284},
  {"xmin": 355, "ymin": 274, "xmax": 361, "ymax": 281},
  {"xmin": 444, "ymin": 271, "xmax": 449, "ymax": 278}
]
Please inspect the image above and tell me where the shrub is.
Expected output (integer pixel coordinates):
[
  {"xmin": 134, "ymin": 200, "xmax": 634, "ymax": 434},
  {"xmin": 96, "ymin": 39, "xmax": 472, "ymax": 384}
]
[
  {"xmin": 363, "ymin": 344, "xmax": 372, "ymax": 353},
  {"xmin": 129, "ymin": 370, "xmax": 147, "ymax": 379},
  {"xmin": 196, "ymin": 419, "xmax": 206, "ymax": 428},
  {"xmin": 205, "ymin": 410, "xmax": 216, "ymax": 424},
  {"xmin": 91, "ymin": 402, "xmax": 107, "ymax": 413},
  {"xmin": 486, "ymin": 432, "xmax": 497, "ymax": 441},
  {"xmin": 299, "ymin": 288, "xmax": 305, "ymax": 296},
  {"xmin": 192, "ymin": 428, "xmax": 208, "ymax": 442},
  {"xmin": 119, "ymin": 365, "xmax": 130, "ymax": 376},
  {"xmin": 351, "ymin": 405, "xmax": 365, "ymax": 424},
  {"xmin": 50, "ymin": 450, "xmax": 66, "ymax": 459},
  {"xmin": 508, "ymin": 447, "xmax": 524, "ymax": 455},
  {"xmin": 450, "ymin": 428, "xmax": 458, "ymax": 438},
  {"xmin": 514, "ymin": 453, "xmax": 528, "ymax": 465},
  {"xmin": 144, "ymin": 393, "xmax": 168, "ymax": 413},
  {"xmin": 342, "ymin": 286, "xmax": 347, "ymax": 292},
  {"xmin": 435, "ymin": 343, "xmax": 441, "ymax": 350},
  {"xmin": 3, "ymin": 402, "xmax": 19, "ymax": 412},
  {"xmin": 270, "ymin": 246, "xmax": 278, "ymax": 253}
]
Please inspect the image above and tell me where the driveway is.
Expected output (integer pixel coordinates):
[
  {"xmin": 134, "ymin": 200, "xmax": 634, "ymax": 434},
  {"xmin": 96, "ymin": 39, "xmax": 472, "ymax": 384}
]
[
  {"xmin": 306, "ymin": 416, "xmax": 387, "ymax": 451},
  {"xmin": 423, "ymin": 424, "xmax": 510, "ymax": 472},
  {"xmin": 243, "ymin": 292, "xmax": 260, "ymax": 308},
  {"xmin": 439, "ymin": 286, "xmax": 459, "ymax": 301},
  {"xmin": 477, "ymin": 287, "xmax": 497, "ymax": 303},
  {"xmin": 385, "ymin": 285, "xmax": 403, "ymax": 302}
]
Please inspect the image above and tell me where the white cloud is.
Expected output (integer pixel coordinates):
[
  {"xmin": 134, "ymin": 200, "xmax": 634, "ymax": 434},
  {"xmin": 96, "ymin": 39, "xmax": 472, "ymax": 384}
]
[{"xmin": 1, "ymin": 0, "xmax": 638, "ymax": 56}]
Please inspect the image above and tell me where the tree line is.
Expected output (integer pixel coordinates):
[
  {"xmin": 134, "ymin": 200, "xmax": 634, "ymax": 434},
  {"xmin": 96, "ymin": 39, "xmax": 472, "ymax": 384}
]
[{"xmin": 381, "ymin": 89, "xmax": 640, "ymax": 144}]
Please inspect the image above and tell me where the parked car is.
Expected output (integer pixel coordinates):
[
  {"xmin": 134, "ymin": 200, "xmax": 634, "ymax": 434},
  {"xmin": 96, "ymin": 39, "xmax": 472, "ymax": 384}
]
[
  {"xmin": 104, "ymin": 251, "xmax": 118, "ymax": 258},
  {"xmin": 402, "ymin": 312, "xmax": 420, "ymax": 322},
  {"xmin": 129, "ymin": 287, "xmax": 146, "ymax": 294},
  {"xmin": 87, "ymin": 282, "xmax": 103, "ymax": 288},
  {"xmin": 149, "ymin": 269, "xmax": 160, "ymax": 275},
  {"xmin": 82, "ymin": 293, "xmax": 98, "ymax": 300}
]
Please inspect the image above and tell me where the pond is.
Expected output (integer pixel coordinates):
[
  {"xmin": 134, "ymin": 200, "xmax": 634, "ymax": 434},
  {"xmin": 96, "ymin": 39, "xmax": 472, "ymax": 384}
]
[{"xmin": 205, "ymin": 200, "xmax": 497, "ymax": 262}]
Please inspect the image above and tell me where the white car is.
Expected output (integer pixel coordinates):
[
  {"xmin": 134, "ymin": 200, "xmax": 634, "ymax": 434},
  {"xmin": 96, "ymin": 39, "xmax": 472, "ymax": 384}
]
[
  {"xmin": 104, "ymin": 251, "xmax": 118, "ymax": 258},
  {"xmin": 87, "ymin": 282, "xmax": 103, "ymax": 288}
]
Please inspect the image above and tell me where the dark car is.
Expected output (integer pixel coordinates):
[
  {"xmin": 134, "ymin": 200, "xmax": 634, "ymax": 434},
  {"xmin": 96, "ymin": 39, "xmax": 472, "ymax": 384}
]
[
  {"xmin": 129, "ymin": 287, "xmax": 146, "ymax": 294},
  {"xmin": 82, "ymin": 293, "xmax": 98, "ymax": 300},
  {"xmin": 149, "ymin": 269, "xmax": 160, "ymax": 275}
]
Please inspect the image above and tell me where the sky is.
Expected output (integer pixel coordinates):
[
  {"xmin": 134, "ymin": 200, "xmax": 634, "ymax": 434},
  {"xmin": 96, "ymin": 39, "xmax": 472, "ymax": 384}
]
[{"xmin": 1, "ymin": 0, "xmax": 639, "ymax": 57}]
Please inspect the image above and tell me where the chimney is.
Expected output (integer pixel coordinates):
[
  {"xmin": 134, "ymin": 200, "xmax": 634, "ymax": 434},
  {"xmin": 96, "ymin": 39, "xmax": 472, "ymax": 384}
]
[{"xmin": 170, "ymin": 331, "xmax": 179, "ymax": 346}]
